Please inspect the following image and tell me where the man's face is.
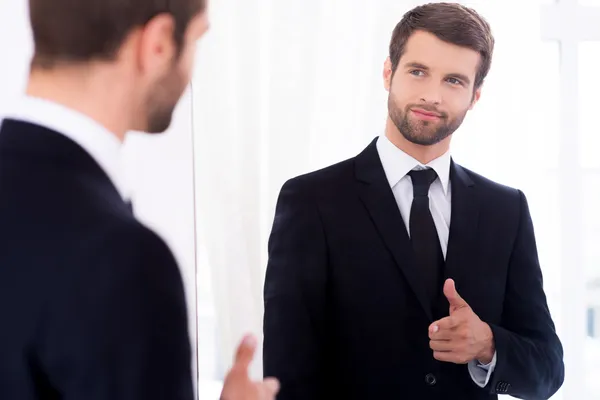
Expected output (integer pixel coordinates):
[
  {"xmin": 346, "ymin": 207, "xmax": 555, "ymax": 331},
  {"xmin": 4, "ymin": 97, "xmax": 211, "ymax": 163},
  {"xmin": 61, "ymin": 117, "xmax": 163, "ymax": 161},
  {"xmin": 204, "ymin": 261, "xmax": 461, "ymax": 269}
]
[
  {"xmin": 138, "ymin": 11, "xmax": 209, "ymax": 133},
  {"xmin": 384, "ymin": 30, "xmax": 482, "ymax": 146}
]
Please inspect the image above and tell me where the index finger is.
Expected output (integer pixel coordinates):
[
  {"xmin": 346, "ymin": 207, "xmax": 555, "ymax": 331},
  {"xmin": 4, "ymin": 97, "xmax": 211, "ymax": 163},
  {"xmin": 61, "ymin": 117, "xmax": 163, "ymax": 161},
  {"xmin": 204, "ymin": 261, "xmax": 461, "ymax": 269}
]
[{"xmin": 233, "ymin": 334, "xmax": 257, "ymax": 370}]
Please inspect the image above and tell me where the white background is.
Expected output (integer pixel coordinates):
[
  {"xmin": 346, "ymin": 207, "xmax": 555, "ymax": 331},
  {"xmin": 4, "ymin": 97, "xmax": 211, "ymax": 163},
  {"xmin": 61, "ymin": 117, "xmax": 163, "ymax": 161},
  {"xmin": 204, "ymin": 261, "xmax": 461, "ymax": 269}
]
[{"xmin": 2, "ymin": 0, "xmax": 600, "ymax": 399}]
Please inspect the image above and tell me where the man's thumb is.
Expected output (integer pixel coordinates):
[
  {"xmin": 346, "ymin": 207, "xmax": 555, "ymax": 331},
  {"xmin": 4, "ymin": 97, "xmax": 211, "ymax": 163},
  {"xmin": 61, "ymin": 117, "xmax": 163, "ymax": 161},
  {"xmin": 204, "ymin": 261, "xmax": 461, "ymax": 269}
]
[
  {"xmin": 444, "ymin": 279, "xmax": 467, "ymax": 309},
  {"xmin": 233, "ymin": 334, "xmax": 257, "ymax": 370}
]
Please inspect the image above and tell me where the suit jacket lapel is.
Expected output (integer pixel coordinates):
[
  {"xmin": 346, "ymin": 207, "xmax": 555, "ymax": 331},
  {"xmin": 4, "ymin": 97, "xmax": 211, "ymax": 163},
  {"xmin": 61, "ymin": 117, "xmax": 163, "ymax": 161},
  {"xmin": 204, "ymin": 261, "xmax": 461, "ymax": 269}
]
[
  {"xmin": 445, "ymin": 161, "xmax": 480, "ymax": 295},
  {"xmin": 355, "ymin": 138, "xmax": 434, "ymax": 321}
]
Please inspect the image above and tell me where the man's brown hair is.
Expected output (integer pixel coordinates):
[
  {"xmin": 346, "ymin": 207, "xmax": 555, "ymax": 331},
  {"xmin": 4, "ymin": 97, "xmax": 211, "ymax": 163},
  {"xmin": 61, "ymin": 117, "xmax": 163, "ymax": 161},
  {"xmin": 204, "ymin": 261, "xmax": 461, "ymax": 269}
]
[
  {"xmin": 29, "ymin": 0, "xmax": 206, "ymax": 69},
  {"xmin": 389, "ymin": 2, "xmax": 494, "ymax": 89}
]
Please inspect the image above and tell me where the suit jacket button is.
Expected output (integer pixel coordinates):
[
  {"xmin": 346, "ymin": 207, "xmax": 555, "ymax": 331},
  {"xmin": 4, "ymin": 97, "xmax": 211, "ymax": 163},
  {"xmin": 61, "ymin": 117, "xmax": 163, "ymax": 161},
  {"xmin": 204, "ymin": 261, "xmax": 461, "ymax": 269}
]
[
  {"xmin": 496, "ymin": 381, "xmax": 510, "ymax": 393},
  {"xmin": 425, "ymin": 373, "xmax": 437, "ymax": 386}
]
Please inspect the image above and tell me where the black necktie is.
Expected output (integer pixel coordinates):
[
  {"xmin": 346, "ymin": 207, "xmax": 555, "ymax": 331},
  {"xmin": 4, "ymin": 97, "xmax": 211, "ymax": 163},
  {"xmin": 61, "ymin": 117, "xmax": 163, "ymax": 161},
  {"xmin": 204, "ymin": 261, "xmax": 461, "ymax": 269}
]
[{"xmin": 408, "ymin": 169, "xmax": 444, "ymax": 305}]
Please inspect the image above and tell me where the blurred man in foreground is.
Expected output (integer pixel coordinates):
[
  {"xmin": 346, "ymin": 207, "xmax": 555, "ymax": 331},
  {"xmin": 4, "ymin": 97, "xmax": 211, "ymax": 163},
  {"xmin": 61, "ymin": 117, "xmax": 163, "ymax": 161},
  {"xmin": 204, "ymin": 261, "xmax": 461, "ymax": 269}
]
[{"xmin": 0, "ymin": 0, "xmax": 277, "ymax": 399}]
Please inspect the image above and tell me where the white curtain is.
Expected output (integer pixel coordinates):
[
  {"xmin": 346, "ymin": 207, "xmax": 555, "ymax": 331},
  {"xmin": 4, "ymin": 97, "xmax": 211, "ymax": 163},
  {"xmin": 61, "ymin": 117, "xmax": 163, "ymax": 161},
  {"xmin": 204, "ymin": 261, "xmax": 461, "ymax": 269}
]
[
  {"xmin": 192, "ymin": 1, "xmax": 569, "ymax": 397},
  {"xmin": 0, "ymin": 0, "xmax": 31, "ymax": 114}
]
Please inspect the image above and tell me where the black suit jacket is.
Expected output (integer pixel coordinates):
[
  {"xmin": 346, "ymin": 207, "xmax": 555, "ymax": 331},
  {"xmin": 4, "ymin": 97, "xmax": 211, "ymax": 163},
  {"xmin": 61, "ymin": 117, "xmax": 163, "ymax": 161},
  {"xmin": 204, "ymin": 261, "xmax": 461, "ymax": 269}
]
[
  {"xmin": 0, "ymin": 120, "xmax": 193, "ymax": 400},
  {"xmin": 263, "ymin": 138, "xmax": 564, "ymax": 400}
]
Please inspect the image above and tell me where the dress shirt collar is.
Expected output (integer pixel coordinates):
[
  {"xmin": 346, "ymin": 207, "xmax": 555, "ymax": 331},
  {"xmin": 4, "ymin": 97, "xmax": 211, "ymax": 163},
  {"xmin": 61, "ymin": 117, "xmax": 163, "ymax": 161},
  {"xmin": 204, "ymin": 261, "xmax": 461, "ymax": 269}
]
[
  {"xmin": 3, "ymin": 96, "xmax": 128, "ymax": 200},
  {"xmin": 376, "ymin": 134, "xmax": 451, "ymax": 195}
]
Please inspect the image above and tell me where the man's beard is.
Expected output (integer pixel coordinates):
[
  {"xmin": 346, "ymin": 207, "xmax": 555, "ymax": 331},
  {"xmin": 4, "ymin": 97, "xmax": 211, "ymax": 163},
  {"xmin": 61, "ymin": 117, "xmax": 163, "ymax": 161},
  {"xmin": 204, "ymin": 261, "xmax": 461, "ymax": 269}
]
[
  {"xmin": 144, "ymin": 65, "xmax": 187, "ymax": 134},
  {"xmin": 388, "ymin": 93, "xmax": 467, "ymax": 146}
]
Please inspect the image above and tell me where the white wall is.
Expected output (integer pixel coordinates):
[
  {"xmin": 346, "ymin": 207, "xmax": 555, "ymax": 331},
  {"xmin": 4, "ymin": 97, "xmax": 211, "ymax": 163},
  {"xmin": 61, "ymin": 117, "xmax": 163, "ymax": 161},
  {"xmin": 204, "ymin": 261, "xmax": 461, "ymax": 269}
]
[
  {"xmin": 0, "ymin": 0, "xmax": 31, "ymax": 111},
  {"xmin": 0, "ymin": 0, "xmax": 199, "ymax": 394}
]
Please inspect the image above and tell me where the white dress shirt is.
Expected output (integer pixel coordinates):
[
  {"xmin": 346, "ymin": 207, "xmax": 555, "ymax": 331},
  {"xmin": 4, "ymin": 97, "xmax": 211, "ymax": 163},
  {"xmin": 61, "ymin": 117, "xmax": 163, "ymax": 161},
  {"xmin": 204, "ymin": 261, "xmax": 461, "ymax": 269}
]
[
  {"xmin": 1, "ymin": 96, "xmax": 129, "ymax": 200},
  {"xmin": 376, "ymin": 134, "xmax": 496, "ymax": 388}
]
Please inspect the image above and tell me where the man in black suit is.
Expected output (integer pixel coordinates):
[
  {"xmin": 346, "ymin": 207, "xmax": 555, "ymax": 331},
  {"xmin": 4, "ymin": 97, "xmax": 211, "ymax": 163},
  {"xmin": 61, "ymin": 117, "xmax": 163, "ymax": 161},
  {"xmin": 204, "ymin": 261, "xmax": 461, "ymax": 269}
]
[
  {"xmin": 0, "ymin": 0, "xmax": 278, "ymax": 399},
  {"xmin": 263, "ymin": 3, "xmax": 564, "ymax": 399}
]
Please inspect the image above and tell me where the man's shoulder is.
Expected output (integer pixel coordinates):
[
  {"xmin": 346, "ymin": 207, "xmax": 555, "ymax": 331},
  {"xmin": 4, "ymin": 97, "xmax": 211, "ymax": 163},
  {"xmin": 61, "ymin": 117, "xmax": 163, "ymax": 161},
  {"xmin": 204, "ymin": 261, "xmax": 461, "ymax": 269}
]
[
  {"xmin": 90, "ymin": 218, "xmax": 177, "ymax": 270},
  {"xmin": 456, "ymin": 163, "xmax": 522, "ymax": 200},
  {"xmin": 55, "ymin": 210, "xmax": 176, "ymax": 283},
  {"xmin": 49, "ymin": 218, "xmax": 182, "ymax": 306},
  {"xmin": 280, "ymin": 157, "xmax": 356, "ymax": 196}
]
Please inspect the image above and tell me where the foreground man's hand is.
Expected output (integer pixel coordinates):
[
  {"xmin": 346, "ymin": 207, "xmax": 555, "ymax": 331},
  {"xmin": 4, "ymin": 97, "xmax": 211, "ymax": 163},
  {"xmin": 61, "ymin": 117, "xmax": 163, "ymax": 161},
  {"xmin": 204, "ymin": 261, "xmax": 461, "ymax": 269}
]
[
  {"xmin": 429, "ymin": 279, "xmax": 495, "ymax": 364},
  {"xmin": 220, "ymin": 334, "xmax": 280, "ymax": 400}
]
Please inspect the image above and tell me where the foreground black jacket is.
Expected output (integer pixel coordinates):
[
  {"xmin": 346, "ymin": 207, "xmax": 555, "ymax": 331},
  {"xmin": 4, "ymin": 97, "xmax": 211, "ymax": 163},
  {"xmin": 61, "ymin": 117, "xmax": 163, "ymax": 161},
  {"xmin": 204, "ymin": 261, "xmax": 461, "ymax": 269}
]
[{"xmin": 0, "ymin": 120, "xmax": 193, "ymax": 400}]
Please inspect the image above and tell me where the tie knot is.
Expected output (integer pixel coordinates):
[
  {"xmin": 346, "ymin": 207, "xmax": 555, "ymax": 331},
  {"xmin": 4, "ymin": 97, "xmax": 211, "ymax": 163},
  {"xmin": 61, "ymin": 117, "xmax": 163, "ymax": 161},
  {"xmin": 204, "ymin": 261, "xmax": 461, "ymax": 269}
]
[{"xmin": 408, "ymin": 168, "xmax": 438, "ymax": 197}]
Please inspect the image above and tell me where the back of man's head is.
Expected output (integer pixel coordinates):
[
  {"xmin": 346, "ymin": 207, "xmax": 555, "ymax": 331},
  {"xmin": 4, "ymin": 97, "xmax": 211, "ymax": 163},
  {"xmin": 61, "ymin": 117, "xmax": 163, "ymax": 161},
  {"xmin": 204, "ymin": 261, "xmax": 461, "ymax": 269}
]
[
  {"xmin": 26, "ymin": 0, "xmax": 208, "ymax": 136},
  {"xmin": 29, "ymin": 0, "xmax": 206, "ymax": 69}
]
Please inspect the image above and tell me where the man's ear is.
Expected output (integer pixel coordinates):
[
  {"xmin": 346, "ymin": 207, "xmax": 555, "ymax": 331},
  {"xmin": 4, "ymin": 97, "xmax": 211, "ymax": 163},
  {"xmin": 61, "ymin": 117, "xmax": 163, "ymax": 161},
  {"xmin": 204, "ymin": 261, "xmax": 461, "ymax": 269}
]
[
  {"xmin": 383, "ymin": 57, "xmax": 394, "ymax": 92},
  {"xmin": 469, "ymin": 86, "xmax": 482, "ymax": 110},
  {"xmin": 137, "ymin": 13, "xmax": 177, "ymax": 76}
]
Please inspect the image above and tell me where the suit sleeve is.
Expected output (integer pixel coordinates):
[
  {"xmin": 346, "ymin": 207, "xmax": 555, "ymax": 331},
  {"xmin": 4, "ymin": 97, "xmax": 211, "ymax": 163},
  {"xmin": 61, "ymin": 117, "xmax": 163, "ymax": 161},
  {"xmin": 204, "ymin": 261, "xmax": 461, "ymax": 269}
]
[
  {"xmin": 37, "ymin": 223, "xmax": 194, "ymax": 400},
  {"xmin": 488, "ymin": 190, "xmax": 564, "ymax": 399},
  {"xmin": 263, "ymin": 178, "xmax": 328, "ymax": 400}
]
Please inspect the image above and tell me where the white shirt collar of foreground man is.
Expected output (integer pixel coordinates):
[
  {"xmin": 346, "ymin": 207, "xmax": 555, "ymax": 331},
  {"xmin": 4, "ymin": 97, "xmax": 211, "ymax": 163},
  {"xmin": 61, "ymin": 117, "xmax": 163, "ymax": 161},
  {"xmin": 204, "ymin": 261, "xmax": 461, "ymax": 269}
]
[{"xmin": 2, "ymin": 96, "xmax": 129, "ymax": 200}]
